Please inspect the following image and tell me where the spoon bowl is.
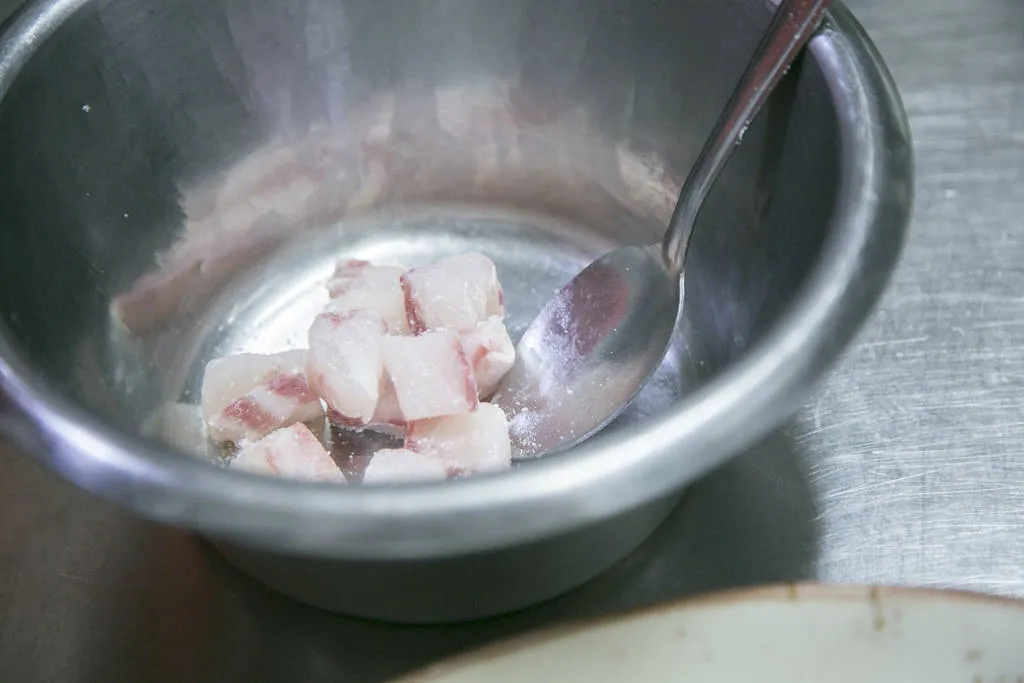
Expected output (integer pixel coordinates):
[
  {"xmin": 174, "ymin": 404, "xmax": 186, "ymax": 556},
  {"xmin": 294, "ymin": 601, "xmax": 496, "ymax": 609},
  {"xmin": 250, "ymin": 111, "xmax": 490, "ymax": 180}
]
[
  {"xmin": 492, "ymin": 245, "xmax": 678, "ymax": 457},
  {"xmin": 495, "ymin": 0, "xmax": 832, "ymax": 458}
]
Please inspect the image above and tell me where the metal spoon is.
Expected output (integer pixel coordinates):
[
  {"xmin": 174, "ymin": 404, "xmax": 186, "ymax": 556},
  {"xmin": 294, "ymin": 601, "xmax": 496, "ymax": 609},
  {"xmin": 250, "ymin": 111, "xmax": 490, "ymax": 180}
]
[{"xmin": 491, "ymin": 0, "xmax": 831, "ymax": 459}]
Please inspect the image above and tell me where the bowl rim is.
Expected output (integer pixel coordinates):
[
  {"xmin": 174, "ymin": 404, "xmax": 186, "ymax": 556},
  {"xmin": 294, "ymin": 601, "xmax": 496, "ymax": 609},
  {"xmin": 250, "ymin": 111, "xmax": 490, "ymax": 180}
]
[
  {"xmin": 0, "ymin": 0, "xmax": 913, "ymax": 560},
  {"xmin": 390, "ymin": 582, "xmax": 1024, "ymax": 682}
]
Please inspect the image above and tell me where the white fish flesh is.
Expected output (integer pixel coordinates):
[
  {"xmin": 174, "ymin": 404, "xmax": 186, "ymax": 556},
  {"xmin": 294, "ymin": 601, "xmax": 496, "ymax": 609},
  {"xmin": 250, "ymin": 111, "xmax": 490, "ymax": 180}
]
[
  {"xmin": 201, "ymin": 252, "xmax": 517, "ymax": 483},
  {"xmin": 406, "ymin": 403, "xmax": 512, "ymax": 475},
  {"xmin": 380, "ymin": 329, "xmax": 479, "ymax": 421},
  {"xmin": 368, "ymin": 372, "xmax": 406, "ymax": 435},
  {"xmin": 326, "ymin": 259, "xmax": 411, "ymax": 335},
  {"xmin": 231, "ymin": 422, "xmax": 344, "ymax": 482},
  {"xmin": 307, "ymin": 310, "xmax": 387, "ymax": 427},
  {"xmin": 202, "ymin": 350, "xmax": 324, "ymax": 443},
  {"xmin": 400, "ymin": 253, "xmax": 504, "ymax": 332},
  {"xmin": 362, "ymin": 448, "xmax": 448, "ymax": 484},
  {"xmin": 460, "ymin": 315, "xmax": 515, "ymax": 399}
]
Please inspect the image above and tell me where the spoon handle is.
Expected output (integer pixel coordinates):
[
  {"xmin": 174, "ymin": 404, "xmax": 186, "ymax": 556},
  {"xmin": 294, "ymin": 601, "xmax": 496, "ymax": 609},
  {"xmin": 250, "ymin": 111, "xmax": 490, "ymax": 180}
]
[{"xmin": 661, "ymin": 0, "xmax": 830, "ymax": 275}]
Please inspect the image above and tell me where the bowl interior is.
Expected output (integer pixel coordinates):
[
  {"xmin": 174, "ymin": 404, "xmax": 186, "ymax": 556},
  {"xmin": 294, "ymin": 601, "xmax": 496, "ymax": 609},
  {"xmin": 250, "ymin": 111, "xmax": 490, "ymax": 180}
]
[
  {"xmin": 0, "ymin": 0, "xmax": 840, "ymax": 474},
  {"xmin": 394, "ymin": 585, "xmax": 1024, "ymax": 683}
]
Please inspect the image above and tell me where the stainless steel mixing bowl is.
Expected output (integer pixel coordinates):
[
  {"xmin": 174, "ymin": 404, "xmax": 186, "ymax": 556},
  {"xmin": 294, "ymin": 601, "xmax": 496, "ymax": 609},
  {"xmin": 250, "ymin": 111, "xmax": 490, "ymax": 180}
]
[{"xmin": 0, "ymin": 0, "xmax": 912, "ymax": 622}]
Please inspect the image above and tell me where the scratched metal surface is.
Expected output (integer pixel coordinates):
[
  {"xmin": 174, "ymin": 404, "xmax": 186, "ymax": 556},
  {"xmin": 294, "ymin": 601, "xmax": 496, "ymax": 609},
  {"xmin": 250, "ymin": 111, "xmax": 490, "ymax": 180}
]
[
  {"xmin": 1, "ymin": 0, "xmax": 1023, "ymax": 680},
  {"xmin": 802, "ymin": 0, "xmax": 1024, "ymax": 594}
]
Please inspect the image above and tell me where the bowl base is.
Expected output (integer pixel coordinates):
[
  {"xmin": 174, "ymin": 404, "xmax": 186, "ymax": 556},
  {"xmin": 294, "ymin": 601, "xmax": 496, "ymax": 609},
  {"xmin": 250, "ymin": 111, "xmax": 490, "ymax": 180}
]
[{"xmin": 206, "ymin": 492, "xmax": 683, "ymax": 623}]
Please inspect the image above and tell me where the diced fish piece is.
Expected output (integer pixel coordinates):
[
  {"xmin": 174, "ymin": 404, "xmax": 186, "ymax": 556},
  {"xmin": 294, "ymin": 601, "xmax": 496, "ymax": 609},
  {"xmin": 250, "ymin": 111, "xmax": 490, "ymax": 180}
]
[
  {"xmin": 307, "ymin": 310, "xmax": 386, "ymax": 428},
  {"xmin": 381, "ymin": 330, "xmax": 479, "ymax": 421},
  {"xmin": 406, "ymin": 403, "xmax": 512, "ymax": 475},
  {"xmin": 231, "ymin": 423, "xmax": 344, "ymax": 483},
  {"xmin": 401, "ymin": 253, "xmax": 505, "ymax": 333},
  {"xmin": 460, "ymin": 316, "xmax": 516, "ymax": 399},
  {"xmin": 202, "ymin": 350, "xmax": 306, "ymax": 417},
  {"xmin": 202, "ymin": 350, "xmax": 324, "ymax": 443},
  {"xmin": 362, "ymin": 448, "xmax": 448, "ymax": 484},
  {"xmin": 209, "ymin": 374, "xmax": 324, "ymax": 444},
  {"xmin": 326, "ymin": 259, "xmax": 411, "ymax": 335}
]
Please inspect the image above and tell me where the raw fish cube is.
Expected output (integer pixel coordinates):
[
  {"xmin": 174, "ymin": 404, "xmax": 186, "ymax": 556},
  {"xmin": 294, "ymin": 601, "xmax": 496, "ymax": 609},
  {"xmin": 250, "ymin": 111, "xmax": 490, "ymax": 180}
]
[
  {"xmin": 406, "ymin": 403, "xmax": 512, "ymax": 475},
  {"xmin": 307, "ymin": 310, "xmax": 386, "ymax": 427},
  {"xmin": 327, "ymin": 259, "xmax": 411, "ymax": 335},
  {"xmin": 231, "ymin": 423, "xmax": 344, "ymax": 482},
  {"xmin": 401, "ymin": 253, "xmax": 504, "ymax": 333},
  {"xmin": 380, "ymin": 330, "xmax": 479, "ymax": 421},
  {"xmin": 202, "ymin": 350, "xmax": 324, "ymax": 443}
]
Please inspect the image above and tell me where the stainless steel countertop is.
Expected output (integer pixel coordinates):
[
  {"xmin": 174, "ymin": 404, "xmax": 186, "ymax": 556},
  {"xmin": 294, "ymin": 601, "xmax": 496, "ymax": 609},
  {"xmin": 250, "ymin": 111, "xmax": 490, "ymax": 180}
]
[{"xmin": 2, "ymin": 0, "xmax": 1022, "ymax": 679}]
